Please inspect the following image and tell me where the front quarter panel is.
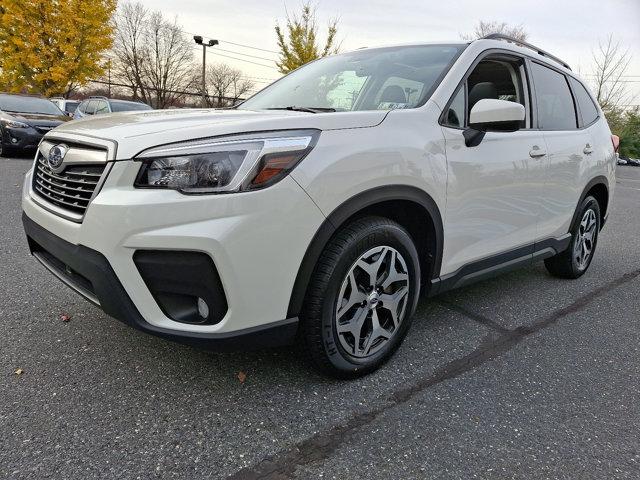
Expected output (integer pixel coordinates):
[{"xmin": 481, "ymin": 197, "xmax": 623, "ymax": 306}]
[{"xmin": 291, "ymin": 103, "xmax": 447, "ymax": 223}]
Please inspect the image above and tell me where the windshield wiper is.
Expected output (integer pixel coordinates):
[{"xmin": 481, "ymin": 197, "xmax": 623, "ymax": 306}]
[{"xmin": 266, "ymin": 106, "xmax": 336, "ymax": 113}]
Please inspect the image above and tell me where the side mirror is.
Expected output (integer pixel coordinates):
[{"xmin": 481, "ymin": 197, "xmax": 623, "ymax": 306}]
[
  {"xmin": 464, "ymin": 99, "xmax": 526, "ymax": 147},
  {"xmin": 469, "ymin": 99, "xmax": 525, "ymax": 130}
]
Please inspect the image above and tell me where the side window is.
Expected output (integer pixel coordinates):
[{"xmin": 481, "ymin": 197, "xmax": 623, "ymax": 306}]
[
  {"xmin": 467, "ymin": 60, "xmax": 525, "ymax": 122},
  {"xmin": 569, "ymin": 77, "xmax": 599, "ymax": 127},
  {"xmin": 443, "ymin": 57, "xmax": 527, "ymax": 129},
  {"xmin": 530, "ymin": 62, "xmax": 577, "ymax": 130},
  {"xmin": 77, "ymin": 101, "xmax": 86, "ymax": 114},
  {"xmin": 95, "ymin": 100, "xmax": 109, "ymax": 114},
  {"xmin": 85, "ymin": 100, "xmax": 98, "ymax": 115},
  {"xmin": 443, "ymin": 87, "xmax": 465, "ymax": 128}
]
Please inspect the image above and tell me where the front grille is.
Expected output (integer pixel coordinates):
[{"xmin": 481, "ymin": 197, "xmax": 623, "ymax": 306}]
[{"xmin": 32, "ymin": 153, "xmax": 106, "ymax": 217}]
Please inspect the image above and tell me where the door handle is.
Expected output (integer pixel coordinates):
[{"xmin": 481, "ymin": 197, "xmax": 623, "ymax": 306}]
[
  {"xmin": 583, "ymin": 144, "xmax": 593, "ymax": 155},
  {"xmin": 529, "ymin": 145, "xmax": 546, "ymax": 158}
]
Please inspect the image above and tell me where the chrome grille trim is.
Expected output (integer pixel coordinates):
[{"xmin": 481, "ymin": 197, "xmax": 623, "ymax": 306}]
[{"xmin": 30, "ymin": 140, "xmax": 111, "ymax": 222}]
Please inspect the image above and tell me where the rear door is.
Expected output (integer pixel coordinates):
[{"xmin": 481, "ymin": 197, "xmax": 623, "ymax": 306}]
[
  {"xmin": 529, "ymin": 61, "xmax": 590, "ymax": 240},
  {"xmin": 440, "ymin": 52, "xmax": 548, "ymax": 275}
]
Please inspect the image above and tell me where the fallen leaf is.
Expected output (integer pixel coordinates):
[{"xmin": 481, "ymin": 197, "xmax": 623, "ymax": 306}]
[
  {"xmin": 60, "ymin": 314, "xmax": 71, "ymax": 322},
  {"xmin": 237, "ymin": 371, "xmax": 247, "ymax": 384},
  {"xmin": 14, "ymin": 368, "xmax": 23, "ymax": 376}
]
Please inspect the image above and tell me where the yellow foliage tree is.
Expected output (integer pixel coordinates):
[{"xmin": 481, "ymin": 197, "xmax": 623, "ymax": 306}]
[
  {"xmin": 275, "ymin": 3, "xmax": 339, "ymax": 74},
  {"xmin": 0, "ymin": 0, "xmax": 117, "ymax": 97}
]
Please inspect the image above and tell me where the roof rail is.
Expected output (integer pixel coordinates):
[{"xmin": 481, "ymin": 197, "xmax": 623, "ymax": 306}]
[
  {"xmin": 89, "ymin": 95, "xmax": 109, "ymax": 100},
  {"xmin": 481, "ymin": 33, "xmax": 572, "ymax": 71}
]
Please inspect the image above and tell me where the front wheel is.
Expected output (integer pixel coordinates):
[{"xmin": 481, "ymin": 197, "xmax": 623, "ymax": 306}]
[
  {"xmin": 0, "ymin": 136, "xmax": 12, "ymax": 158},
  {"xmin": 299, "ymin": 216, "xmax": 420, "ymax": 378},
  {"xmin": 544, "ymin": 195, "xmax": 600, "ymax": 279}
]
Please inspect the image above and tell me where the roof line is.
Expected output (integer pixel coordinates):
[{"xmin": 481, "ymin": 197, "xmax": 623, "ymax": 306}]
[{"xmin": 479, "ymin": 33, "xmax": 572, "ymax": 71}]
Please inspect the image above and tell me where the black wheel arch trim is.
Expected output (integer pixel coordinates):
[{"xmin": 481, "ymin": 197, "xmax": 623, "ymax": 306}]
[
  {"xmin": 572, "ymin": 176, "xmax": 609, "ymax": 230},
  {"xmin": 287, "ymin": 185, "xmax": 444, "ymax": 318}
]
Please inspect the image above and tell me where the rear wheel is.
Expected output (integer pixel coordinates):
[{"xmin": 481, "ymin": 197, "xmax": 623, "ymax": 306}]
[
  {"xmin": 544, "ymin": 196, "xmax": 600, "ymax": 279},
  {"xmin": 299, "ymin": 216, "xmax": 420, "ymax": 378}
]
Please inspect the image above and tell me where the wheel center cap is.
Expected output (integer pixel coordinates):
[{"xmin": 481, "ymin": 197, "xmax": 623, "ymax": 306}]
[{"xmin": 367, "ymin": 292, "xmax": 380, "ymax": 309}]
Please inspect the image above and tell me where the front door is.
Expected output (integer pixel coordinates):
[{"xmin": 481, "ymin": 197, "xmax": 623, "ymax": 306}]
[{"xmin": 439, "ymin": 53, "xmax": 548, "ymax": 276}]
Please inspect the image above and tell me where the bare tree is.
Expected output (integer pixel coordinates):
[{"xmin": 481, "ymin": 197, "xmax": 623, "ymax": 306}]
[
  {"xmin": 111, "ymin": 2, "xmax": 150, "ymax": 103},
  {"xmin": 230, "ymin": 72, "xmax": 254, "ymax": 104},
  {"xmin": 196, "ymin": 63, "xmax": 255, "ymax": 107},
  {"xmin": 462, "ymin": 21, "xmax": 528, "ymax": 42},
  {"xmin": 591, "ymin": 34, "xmax": 634, "ymax": 112},
  {"xmin": 112, "ymin": 1, "xmax": 194, "ymax": 108}
]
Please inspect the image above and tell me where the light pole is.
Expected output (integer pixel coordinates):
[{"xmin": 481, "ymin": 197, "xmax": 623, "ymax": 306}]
[{"xmin": 193, "ymin": 35, "xmax": 218, "ymax": 107}]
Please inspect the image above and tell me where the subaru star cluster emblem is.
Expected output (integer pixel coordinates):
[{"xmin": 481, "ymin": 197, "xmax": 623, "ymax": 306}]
[{"xmin": 48, "ymin": 144, "xmax": 68, "ymax": 170}]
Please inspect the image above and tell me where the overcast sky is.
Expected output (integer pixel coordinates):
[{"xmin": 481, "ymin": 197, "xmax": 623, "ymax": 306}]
[{"xmin": 137, "ymin": 0, "xmax": 640, "ymax": 103}]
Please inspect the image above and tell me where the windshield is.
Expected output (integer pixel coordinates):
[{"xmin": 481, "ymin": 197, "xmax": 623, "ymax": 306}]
[
  {"xmin": 239, "ymin": 44, "xmax": 464, "ymax": 112},
  {"xmin": 0, "ymin": 95, "xmax": 64, "ymax": 116},
  {"xmin": 110, "ymin": 101, "xmax": 152, "ymax": 112}
]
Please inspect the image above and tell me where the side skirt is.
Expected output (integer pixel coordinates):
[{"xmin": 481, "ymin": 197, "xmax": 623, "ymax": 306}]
[{"xmin": 428, "ymin": 234, "xmax": 572, "ymax": 297}]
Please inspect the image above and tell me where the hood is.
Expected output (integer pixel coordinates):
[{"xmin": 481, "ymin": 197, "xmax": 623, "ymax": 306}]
[
  {"xmin": 50, "ymin": 108, "xmax": 389, "ymax": 159},
  {"xmin": 5, "ymin": 112, "xmax": 70, "ymax": 127}
]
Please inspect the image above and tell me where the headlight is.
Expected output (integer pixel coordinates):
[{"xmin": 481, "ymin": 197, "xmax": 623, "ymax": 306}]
[
  {"xmin": 134, "ymin": 130, "xmax": 319, "ymax": 194},
  {"xmin": 1, "ymin": 119, "xmax": 29, "ymax": 129}
]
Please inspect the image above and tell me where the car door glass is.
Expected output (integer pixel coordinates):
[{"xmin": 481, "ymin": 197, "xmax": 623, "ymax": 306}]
[
  {"xmin": 467, "ymin": 59, "xmax": 526, "ymax": 127},
  {"xmin": 85, "ymin": 100, "xmax": 98, "ymax": 115},
  {"xmin": 530, "ymin": 62, "xmax": 577, "ymax": 130},
  {"xmin": 569, "ymin": 77, "xmax": 599, "ymax": 127},
  {"xmin": 95, "ymin": 100, "xmax": 109, "ymax": 114},
  {"xmin": 443, "ymin": 87, "xmax": 465, "ymax": 128},
  {"xmin": 443, "ymin": 57, "xmax": 528, "ymax": 130}
]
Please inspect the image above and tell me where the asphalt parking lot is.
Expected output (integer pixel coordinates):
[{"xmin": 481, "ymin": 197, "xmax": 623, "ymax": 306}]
[{"xmin": 1, "ymin": 154, "xmax": 639, "ymax": 480}]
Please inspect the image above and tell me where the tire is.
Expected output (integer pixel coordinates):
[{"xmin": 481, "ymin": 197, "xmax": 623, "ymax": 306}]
[
  {"xmin": 299, "ymin": 216, "xmax": 421, "ymax": 378},
  {"xmin": 0, "ymin": 131, "xmax": 14, "ymax": 158},
  {"xmin": 0, "ymin": 147, "xmax": 15, "ymax": 158},
  {"xmin": 544, "ymin": 195, "xmax": 601, "ymax": 279}
]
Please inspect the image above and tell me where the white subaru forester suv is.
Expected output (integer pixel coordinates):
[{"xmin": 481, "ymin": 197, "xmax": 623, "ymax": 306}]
[{"xmin": 22, "ymin": 35, "xmax": 617, "ymax": 377}]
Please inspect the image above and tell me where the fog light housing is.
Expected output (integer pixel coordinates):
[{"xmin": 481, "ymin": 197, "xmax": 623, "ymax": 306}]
[{"xmin": 133, "ymin": 250, "xmax": 227, "ymax": 325}]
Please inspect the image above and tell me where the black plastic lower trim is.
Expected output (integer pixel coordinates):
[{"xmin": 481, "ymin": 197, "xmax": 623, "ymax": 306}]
[
  {"xmin": 429, "ymin": 234, "xmax": 572, "ymax": 296},
  {"xmin": 22, "ymin": 213, "xmax": 298, "ymax": 351}
]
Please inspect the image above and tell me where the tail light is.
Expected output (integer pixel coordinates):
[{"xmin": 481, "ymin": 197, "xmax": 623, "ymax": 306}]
[{"xmin": 612, "ymin": 135, "xmax": 620, "ymax": 153}]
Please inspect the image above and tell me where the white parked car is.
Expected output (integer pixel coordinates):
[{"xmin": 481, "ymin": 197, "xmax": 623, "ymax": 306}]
[{"xmin": 22, "ymin": 35, "xmax": 616, "ymax": 377}]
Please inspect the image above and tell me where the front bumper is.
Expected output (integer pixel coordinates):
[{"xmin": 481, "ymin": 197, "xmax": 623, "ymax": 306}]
[
  {"xmin": 2, "ymin": 126, "xmax": 43, "ymax": 150},
  {"xmin": 22, "ymin": 156, "xmax": 326, "ymax": 349},
  {"xmin": 23, "ymin": 213, "xmax": 298, "ymax": 349}
]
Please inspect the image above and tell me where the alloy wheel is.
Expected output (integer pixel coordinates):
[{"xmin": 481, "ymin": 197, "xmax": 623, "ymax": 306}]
[
  {"xmin": 574, "ymin": 209, "xmax": 597, "ymax": 270},
  {"xmin": 334, "ymin": 246, "xmax": 410, "ymax": 358}
]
